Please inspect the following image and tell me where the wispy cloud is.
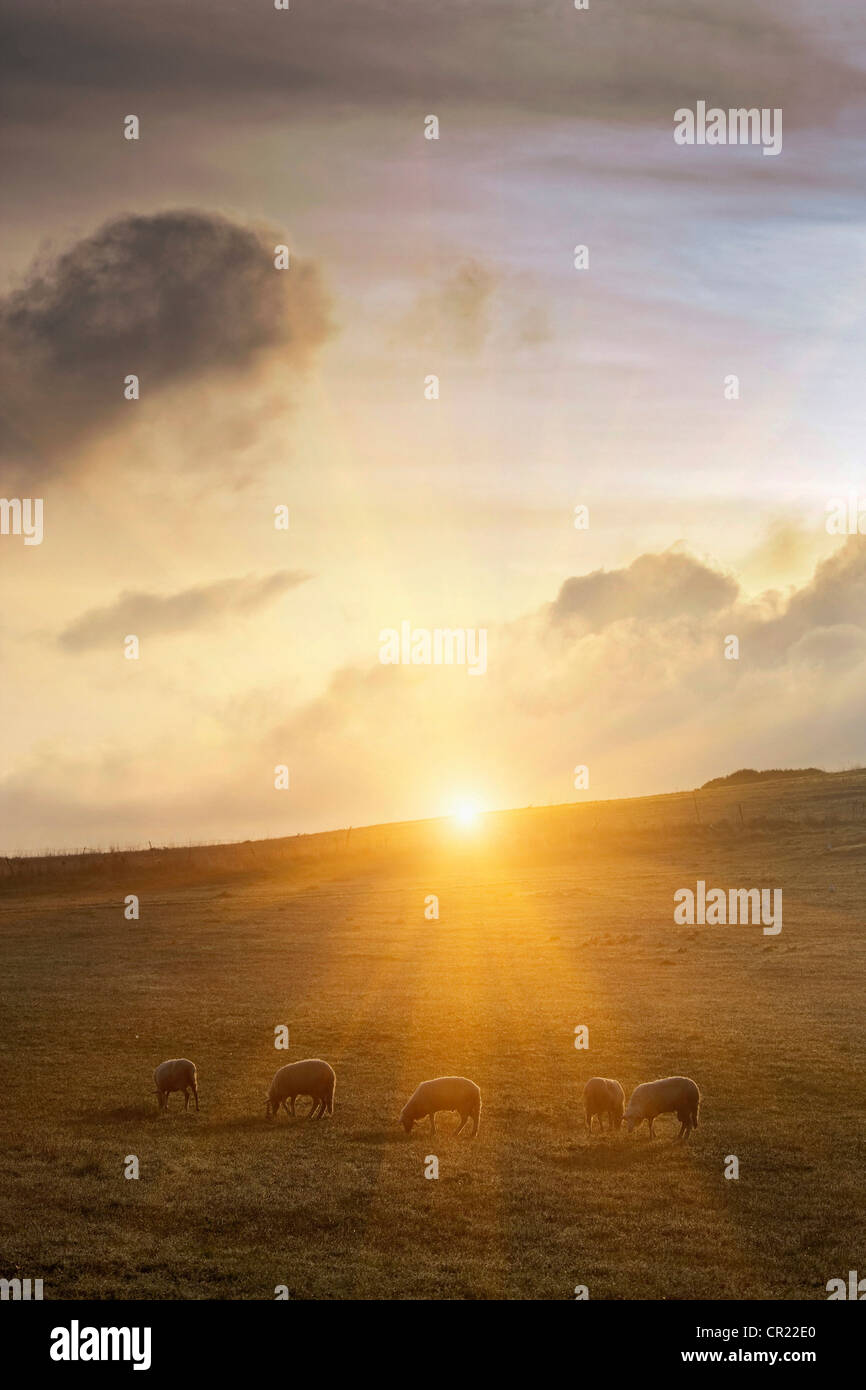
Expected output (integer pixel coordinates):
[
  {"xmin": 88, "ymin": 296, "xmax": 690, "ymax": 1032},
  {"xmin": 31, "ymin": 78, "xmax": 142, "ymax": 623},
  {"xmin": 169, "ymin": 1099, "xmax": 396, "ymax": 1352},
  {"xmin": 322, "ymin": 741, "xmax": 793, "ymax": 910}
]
[{"xmin": 58, "ymin": 570, "xmax": 311, "ymax": 651}]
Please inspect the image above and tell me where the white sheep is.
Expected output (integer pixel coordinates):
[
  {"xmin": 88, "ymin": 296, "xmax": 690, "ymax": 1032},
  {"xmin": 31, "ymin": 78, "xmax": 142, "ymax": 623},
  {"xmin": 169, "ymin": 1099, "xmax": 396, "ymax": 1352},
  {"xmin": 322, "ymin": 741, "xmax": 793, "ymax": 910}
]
[
  {"xmin": 582, "ymin": 1076, "xmax": 624, "ymax": 1133},
  {"xmin": 400, "ymin": 1076, "xmax": 481, "ymax": 1137},
  {"xmin": 266, "ymin": 1059, "xmax": 336, "ymax": 1119},
  {"xmin": 624, "ymin": 1076, "xmax": 700, "ymax": 1140},
  {"xmin": 154, "ymin": 1058, "xmax": 198, "ymax": 1112}
]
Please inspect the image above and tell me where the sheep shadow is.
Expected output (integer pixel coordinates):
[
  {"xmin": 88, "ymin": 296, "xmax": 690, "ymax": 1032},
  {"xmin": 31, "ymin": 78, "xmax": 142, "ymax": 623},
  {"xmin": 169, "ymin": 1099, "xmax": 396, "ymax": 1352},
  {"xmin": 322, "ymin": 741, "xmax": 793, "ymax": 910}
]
[
  {"xmin": 348, "ymin": 1128, "xmax": 406, "ymax": 1145},
  {"xmin": 189, "ymin": 1115, "xmax": 270, "ymax": 1134},
  {"xmin": 79, "ymin": 1105, "xmax": 158, "ymax": 1125},
  {"xmin": 553, "ymin": 1138, "xmax": 694, "ymax": 1171}
]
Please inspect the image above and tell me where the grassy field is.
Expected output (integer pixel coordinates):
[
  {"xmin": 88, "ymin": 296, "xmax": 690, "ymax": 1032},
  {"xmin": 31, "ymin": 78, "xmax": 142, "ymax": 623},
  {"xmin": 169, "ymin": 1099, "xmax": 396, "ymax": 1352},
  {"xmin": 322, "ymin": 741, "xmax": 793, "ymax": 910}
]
[{"xmin": 1, "ymin": 771, "xmax": 865, "ymax": 1300}]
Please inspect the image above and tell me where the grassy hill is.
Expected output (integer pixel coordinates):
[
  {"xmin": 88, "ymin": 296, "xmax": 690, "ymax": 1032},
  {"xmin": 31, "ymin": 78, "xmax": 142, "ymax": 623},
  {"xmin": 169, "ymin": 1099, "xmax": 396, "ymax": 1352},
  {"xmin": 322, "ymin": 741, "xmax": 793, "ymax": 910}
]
[
  {"xmin": 701, "ymin": 767, "xmax": 829, "ymax": 790},
  {"xmin": 1, "ymin": 768, "xmax": 864, "ymax": 1299}
]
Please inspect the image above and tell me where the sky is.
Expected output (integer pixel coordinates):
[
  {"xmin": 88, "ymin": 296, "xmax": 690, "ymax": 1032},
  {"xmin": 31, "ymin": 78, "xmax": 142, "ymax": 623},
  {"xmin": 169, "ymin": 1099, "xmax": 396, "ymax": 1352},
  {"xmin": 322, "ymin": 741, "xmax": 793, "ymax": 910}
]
[{"xmin": 2, "ymin": 0, "xmax": 866, "ymax": 852}]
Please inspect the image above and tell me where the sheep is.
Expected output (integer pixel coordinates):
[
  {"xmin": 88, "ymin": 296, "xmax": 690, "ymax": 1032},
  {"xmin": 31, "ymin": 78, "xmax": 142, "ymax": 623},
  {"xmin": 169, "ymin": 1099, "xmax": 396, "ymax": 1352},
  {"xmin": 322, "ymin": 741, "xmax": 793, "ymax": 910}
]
[
  {"xmin": 624, "ymin": 1076, "xmax": 700, "ymax": 1140},
  {"xmin": 400, "ymin": 1077, "xmax": 481, "ymax": 1137},
  {"xmin": 266, "ymin": 1059, "xmax": 336, "ymax": 1120},
  {"xmin": 154, "ymin": 1058, "xmax": 198, "ymax": 1113},
  {"xmin": 582, "ymin": 1077, "xmax": 624, "ymax": 1134}
]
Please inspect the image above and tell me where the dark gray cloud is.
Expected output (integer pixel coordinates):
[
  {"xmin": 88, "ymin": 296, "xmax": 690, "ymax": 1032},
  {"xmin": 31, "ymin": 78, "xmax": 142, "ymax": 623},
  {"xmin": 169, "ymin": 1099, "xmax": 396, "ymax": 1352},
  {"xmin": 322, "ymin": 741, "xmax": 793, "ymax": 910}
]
[
  {"xmin": 549, "ymin": 549, "xmax": 738, "ymax": 631},
  {"xmin": 59, "ymin": 569, "xmax": 310, "ymax": 651},
  {"xmin": 1, "ymin": 2, "xmax": 862, "ymax": 129},
  {"xmin": 0, "ymin": 210, "xmax": 332, "ymax": 477}
]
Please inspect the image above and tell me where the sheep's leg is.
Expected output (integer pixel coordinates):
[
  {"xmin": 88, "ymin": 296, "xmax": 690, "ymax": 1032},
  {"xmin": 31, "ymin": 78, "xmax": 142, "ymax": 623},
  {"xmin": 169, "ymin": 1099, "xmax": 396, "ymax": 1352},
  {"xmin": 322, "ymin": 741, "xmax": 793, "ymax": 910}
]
[
  {"xmin": 288, "ymin": 1097, "xmax": 295, "ymax": 1117},
  {"xmin": 193, "ymin": 1084, "xmax": 199, "ymax": 1112},
  {"xmin": 471, "ymin": 1111, "xmax": 479, "ymax": 1138},
  {"xmin": 648, "ymin": 1117, "xmax": 655, "ymax": 1138},
  {"xmin": 184, "ymin": 1089, "xmax": 190, "ymax": 1111},
  {"xmin": 429, "ymin": 1111, "xmax": 436, "ymax": 1135}
]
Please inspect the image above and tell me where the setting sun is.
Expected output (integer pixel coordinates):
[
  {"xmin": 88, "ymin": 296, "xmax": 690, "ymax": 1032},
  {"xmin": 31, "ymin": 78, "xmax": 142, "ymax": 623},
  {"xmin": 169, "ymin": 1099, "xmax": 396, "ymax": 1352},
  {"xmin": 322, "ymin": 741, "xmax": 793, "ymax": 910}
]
[{"xmin": 452, "ymin": 801, "xmax": 482, "ymax": 830}]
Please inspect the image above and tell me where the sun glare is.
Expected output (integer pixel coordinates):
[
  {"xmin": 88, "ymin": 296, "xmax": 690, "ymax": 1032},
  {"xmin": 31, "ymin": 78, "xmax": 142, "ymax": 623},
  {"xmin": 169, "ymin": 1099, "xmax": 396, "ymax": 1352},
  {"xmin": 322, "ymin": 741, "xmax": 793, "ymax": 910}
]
[{"xmin": 453, "ymin": 801, "xmax": 481, "ymax": 830}]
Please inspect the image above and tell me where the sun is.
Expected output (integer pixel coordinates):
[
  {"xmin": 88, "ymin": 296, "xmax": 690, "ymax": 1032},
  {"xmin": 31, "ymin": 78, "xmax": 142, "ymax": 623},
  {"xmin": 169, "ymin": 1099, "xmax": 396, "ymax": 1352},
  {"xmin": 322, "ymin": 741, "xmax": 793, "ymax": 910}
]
[{"xmin": 452, "ymin": 800, "xmax": 481, "ymax": 830}]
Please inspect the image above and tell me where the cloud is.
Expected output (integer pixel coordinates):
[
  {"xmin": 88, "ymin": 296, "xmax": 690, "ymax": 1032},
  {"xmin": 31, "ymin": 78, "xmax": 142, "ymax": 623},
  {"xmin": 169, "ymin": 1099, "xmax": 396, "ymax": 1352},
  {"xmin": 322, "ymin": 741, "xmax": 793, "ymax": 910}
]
[
  {"xmin": 787, "ymin": 624, "xmax": 866, "ymax": 673},
  {"xmin": 2, "ymin": 2, "xmax": 861, "ymax": 130},
  {"xmin": 748, "ymin": 537, "xmax": 866, "ymax": 664},
  {"xmin": 0, "ymin": 210, "xmax": 332, "ymax": 478},
  {"xmin": 780, "ymin": 537, "xmax": 866, "ymax": 632},
  {"xmin": 549, "ymin": 549, "xmax": 739, "ymax": 631},
  {"xmin": 398, "ymin": 260, "xmax": 561, "ymax": 359},
  {"xmin": 58, "ymin": 570, "xmax": 310, "ymax": 651},
  {"xmin": 400, "ymin": 259, "xmax": 499, "ymax": 357}
]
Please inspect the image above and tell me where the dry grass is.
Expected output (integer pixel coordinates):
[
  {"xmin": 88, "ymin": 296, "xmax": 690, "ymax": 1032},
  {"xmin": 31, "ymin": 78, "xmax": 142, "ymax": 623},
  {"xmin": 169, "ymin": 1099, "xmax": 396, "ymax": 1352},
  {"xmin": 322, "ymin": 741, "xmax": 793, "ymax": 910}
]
[{"xmin": 1, "ymin": 772, "xmax": 864, "ymax": 1299}]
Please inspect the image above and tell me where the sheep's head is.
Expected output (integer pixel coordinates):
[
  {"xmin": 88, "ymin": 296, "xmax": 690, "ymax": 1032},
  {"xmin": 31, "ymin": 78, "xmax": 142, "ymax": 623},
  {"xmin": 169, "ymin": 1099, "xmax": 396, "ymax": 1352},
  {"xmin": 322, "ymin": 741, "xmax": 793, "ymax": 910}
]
[
  {"xmin": 612, "ymin": 1106, "xmax": 624, "ymax": 1130},
  {"xmin": 624, "ymin": 1109, "xmax": 641, "ymax": 1133},
  {"xmin": 400, "ymin": 1105, "xmax": 414, "ymax": 1133}
]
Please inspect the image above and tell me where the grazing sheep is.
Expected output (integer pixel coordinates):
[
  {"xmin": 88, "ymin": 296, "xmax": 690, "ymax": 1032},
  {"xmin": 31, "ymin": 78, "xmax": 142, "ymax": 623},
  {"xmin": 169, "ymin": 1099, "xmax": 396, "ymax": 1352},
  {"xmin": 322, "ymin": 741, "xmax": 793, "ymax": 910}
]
[
  {"xmin": 154, "ymin": 1058, "xmax": 198, "ymax": 1113},
  {"xmin": 624, "ymin": 1076, "xmax": 700, "ymax": 1140},
  {"xmin": 400, "ymin": 1077, "xmax": 481, "ymax": 1137},
  {"xmin": 266, "ymin": 1059, "xmax": 336, "ymax": 1120},
  {"xmin": 582, "ymin": 1077, "xmax": 624, "ymax": 1134}
]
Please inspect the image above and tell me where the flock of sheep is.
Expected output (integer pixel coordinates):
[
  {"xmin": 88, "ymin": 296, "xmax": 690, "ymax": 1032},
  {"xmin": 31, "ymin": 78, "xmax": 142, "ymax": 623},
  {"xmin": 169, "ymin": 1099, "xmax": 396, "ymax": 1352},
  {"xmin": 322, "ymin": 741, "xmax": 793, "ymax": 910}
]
[{"xmin": 154, "ymin": 1059, "xmax": 701, "ymax": 1141}]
